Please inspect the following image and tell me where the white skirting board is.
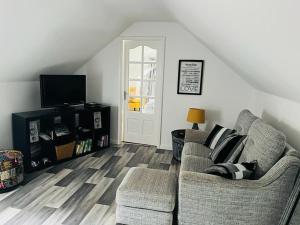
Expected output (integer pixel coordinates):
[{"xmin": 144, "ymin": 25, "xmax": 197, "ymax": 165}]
[
  {"xmin": 158, "ymin": 144, "xmax": 172, "ymax": 151},
  {"xmin": 110, "ymin": 139, "xmax": 120, "ymax": 145}
]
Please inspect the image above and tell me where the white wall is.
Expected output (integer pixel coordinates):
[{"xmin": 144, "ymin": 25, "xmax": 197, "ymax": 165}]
[
  {"xmin": 75, "ymin": 40, "xmax": 121, "ymax": 144},
  {"xmin": 252, "ymin": 90, "xmax": 300, "ymax": 150},
  {"xmin": 164, "ymin": 0, "xmax": 300, "ymax": 103},
  {"xmin": 0, "ymin": 81, "xmax": 40, "ymax": 148},
  {"xmin": 77, "ymin": 22, "xmax": 255, "ymax": 149}
]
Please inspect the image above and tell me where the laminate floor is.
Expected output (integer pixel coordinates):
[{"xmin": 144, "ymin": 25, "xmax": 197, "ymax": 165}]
[{"xmin": 0, "ymin": 143, "xmax": 180, "ymax": 225}]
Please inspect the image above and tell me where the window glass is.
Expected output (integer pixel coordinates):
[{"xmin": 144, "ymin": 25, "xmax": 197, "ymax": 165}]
[
  {"xmin": 144, "ymin": 46, "xmax": 157, "ymax": 62},
  {"xmin": 129, "ymin": 46, "xmax": 142, "ymax": 62}
]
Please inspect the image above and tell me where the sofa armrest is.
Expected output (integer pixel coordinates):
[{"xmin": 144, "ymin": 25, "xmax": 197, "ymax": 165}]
[
  {"xmin": 184, "ymin": 129, "xmax": 209, "ymax": 144},
  {"xmin": 178, "ymin": 156, "xmax": 300, "ymax": 225}
]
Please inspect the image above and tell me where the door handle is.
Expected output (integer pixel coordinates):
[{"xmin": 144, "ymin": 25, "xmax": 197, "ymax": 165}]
[{"xmin": 124, "ymin": 91, "xmax": 127, "ymax": 100}]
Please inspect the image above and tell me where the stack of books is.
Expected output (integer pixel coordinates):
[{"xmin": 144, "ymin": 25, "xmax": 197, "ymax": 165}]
[
  {"xmin": 97, "ymin": 135, "xmax": 109, "ymax": 148},
  {"xmin": 75, "ymin": 139, "xmax": 93, "ymax": 155}
]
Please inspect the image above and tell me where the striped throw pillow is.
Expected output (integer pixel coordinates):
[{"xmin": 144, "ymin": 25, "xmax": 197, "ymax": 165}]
[
  {"xmin": 204, "ymin": 124, "xmax": 234, "ymax": 149},
  {"xmin": 210, "ymin": 134, "xmax": 248, "ymax": 163},
  {"xmin": 204, "ymin": 160, "xmax": 257, "ymax": 180}
]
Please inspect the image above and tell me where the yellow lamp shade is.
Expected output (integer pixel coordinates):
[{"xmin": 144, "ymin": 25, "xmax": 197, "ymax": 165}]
[{"xmin": 187, "ymin": 108, "xmax": 205, "ymax": 124}]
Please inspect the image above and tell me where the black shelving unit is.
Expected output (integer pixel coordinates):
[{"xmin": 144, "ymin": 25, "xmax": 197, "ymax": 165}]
[{"xmin": 12, "ymin": 105, "xmax": 110, "ymax": 172}]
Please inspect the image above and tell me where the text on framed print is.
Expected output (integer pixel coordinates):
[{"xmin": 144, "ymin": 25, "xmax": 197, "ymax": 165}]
[{"xmin": 177, "ymin": 60, "xmax": 204, "ymax": 95}]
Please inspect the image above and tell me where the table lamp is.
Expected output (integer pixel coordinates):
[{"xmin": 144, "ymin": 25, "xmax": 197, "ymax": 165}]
[{"xmin": 187, "ymin": 108, "xmax": 205, "ymax": 130}]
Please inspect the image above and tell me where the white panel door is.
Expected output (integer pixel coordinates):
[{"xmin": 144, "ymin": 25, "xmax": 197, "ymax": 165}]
[{"xmin": 123, "ymin": 39, "xmax": 164, "ymax": 146}]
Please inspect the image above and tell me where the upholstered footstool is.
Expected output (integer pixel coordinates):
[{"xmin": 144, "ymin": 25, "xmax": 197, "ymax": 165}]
[{"xmin": 116, "ymin": 167, "xmax": 176, "ymax": 225}]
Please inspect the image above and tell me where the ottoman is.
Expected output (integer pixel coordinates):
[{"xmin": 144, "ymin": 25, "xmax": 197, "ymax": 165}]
[
  {"xmin": 0, "ymin": 150, "xmax": 24, "ymax": 192},
  {"xmin": 116, "ymin": 167, "xmax": 176, "ymax": 225}
]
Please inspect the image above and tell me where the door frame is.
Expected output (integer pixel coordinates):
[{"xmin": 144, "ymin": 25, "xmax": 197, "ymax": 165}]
[{"xmin": 118, "ymin": 36, "xmax": 166, "ymax": 147}]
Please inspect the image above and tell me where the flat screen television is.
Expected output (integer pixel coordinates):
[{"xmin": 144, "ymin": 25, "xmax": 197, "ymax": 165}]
[{"xmin": 40, "ymin": 75, "xmax": 86, "ymax": 108}]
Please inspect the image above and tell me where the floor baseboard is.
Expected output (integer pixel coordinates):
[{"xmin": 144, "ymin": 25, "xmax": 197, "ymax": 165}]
[{"xmin": 158, "ymin": 144, "xmax": 172, "ymax": 150}]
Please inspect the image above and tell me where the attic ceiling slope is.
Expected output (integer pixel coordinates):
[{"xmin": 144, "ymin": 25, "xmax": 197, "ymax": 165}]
[
  {"xmin": 163, "ymin": 0, "xmax": 300, "ymax": 103},
  {"xmin": 0, "ymin": 0, "xmax": 173, "ymax": 82},
  {"xmin": 2, "ymin": 0, "xmax": 299, "ymax": 103}
]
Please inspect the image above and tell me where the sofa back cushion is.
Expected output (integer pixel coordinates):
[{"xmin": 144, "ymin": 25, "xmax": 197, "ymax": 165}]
[
  {"xmin": 238, "ymin": 119, "xmax": 286, "ymax": 178},
  {"xmin": 234, "ymin": 109, "xmax": 259, "ymax": 135}
]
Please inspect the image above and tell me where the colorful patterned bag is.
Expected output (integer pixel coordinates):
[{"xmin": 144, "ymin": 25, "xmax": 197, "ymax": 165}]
[{"xmin": 0, "ymin": 150, "xmax": 24, "ymax": 191}]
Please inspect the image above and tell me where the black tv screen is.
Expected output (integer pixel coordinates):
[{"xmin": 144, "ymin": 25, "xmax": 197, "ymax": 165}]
[{"xmin": 40, "ymin": 75, "xmax": 86, "ymax": 108}]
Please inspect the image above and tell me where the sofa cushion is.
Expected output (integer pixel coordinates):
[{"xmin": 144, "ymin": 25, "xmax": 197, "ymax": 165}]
[
  {"xmin": 210, "ymin": 134, "xmax": 247, "ymax": 163},
  {"xmin": 181, "ymin": 155, "xmax": 214, "ymax": 173},
  {"xmin": 182, "ymin": 142, "xmax": 212, "ymax": 159},
  {"xmin": 238, "ymin": 119, "xmax": 286, "ymax": 178},
  {"xmin": 204, "ymin": 124, "xmax": 234, "ymax": 149},
  {"xmin": 116, "ymin": 167, "xmax": 176, "ymax": 212},
  {"xmin": 204, "ymin": 160, "xmax": 257, "ymax": 180},
  {"xmin": 234, "ymin": 109, "xmax": 259, "ymax": 135}
]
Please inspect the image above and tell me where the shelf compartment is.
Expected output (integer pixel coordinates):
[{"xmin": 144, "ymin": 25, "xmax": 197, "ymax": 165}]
[{"xmin": 55, "ymin": 141, "xmax": 75, "ymax": 161}]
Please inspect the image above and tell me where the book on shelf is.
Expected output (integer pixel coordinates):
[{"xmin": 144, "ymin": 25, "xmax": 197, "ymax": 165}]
[
  {"xmin": 97, "ymin": 135, "xmax": 109, "ymax": 148},
  {"xmin": 75, "ymin": 135, "xmax": 108, "ymax": 155},
  {"xmin": 75, "ymin": 139, "xmax": 92, "ymax": 155},
  {"xmin": 75, "ymin": 138, "xmax": 93, "ymax": 155}
]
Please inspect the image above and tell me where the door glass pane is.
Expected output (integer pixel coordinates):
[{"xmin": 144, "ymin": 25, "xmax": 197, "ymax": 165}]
[
  {"xmin": 144, "ymin": 46, "xmax": 157, "ymax": 62},
  {"xmin": 129, "ymin": 46, "xmax": 142, "ymax": 62},
  {"xmin": 129, "ymin": 63, "xmax": 142, "ymax": 79},
  {"xmin": 143, "ymin": 64, "xmax": 157, "ymax": 80},
  {"xmin": 143, "ymin": 81, "xmax": 155, "ymax": 97},
  {"xmin": 129, "ymin": 81, "xmax": 141, "ymax": 96},
  {"xmin": 142, "ymin": 98, "xmax": 155, "ymax": 114},
  {"xmin": 128, "ymin": 97, "xmax": 141, "ymax": 112}
]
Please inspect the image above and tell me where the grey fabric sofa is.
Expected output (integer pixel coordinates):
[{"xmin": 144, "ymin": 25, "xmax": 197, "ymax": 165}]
[
  {"xmin": 179, "ymin": 110, "xmax": 300, "ymax": 225},
  {"xmin": 289, "ymin": 192, "xmax": 300, "ymax": 225}
]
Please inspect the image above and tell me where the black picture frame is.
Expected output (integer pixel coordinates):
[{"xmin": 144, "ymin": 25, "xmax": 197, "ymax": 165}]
[{"xmin": 177, "ymin": 60, "xmax": 204, "ymax": 95}]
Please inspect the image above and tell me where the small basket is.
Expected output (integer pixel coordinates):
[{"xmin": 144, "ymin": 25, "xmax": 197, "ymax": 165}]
[
  {"xmin": 171, "ymin": 129, "xmax": 185, "ymax": 161},
  {"xmin": 55, "ymin": 141, "xmax": 75, "ymax": 161}
]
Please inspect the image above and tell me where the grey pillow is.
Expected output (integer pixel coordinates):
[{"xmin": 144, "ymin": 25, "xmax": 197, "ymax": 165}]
[
  {"xmin": 234, "ymin": 109, "xmax": 259, "ymax": 135},
  {"xmin": 238, "ymin": 119, "xmax": 286, "ymax": 178}
]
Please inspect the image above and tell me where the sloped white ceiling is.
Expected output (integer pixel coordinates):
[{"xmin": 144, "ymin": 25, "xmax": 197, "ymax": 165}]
[
  {"xmin": 0, "ymin": 0, "xmax": 173, "ymax": 81},
  {"xmin": 1, "ymin": 0, "xmax": 299, "ymax": 103},
  {"xmin": 163, "ymin": 0, "xmax": 300, "ymax": 102}
]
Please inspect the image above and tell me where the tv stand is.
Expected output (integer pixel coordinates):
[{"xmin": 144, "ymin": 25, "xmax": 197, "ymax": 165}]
[{"xmin": 12, "ymin": 105, "xmax": 111, "ymax": 172}]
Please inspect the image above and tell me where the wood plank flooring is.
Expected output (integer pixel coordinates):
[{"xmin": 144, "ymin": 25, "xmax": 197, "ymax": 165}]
[{"xmin": 0, "ymin": 143, "xmax": 179, "ymax": 225}]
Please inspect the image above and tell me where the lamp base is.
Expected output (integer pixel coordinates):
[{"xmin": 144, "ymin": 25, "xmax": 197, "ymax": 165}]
[{"xmin": 192, "ymin": 123, "xmax": 199, "ymax": 130}]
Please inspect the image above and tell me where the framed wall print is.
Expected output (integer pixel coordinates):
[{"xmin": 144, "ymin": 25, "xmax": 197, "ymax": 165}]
[{"xmin": 177, "ymin": 60, "xmax": 204, "ymax": 95}]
